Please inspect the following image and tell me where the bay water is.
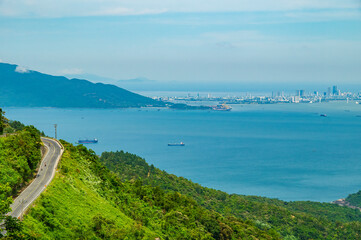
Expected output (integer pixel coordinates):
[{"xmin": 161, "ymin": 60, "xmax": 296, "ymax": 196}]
[{"xmin": 4, "ymin": 101, "xmax": 361, "ymax": 202}]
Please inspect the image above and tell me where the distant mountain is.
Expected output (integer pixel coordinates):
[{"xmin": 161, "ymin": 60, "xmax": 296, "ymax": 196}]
[
  {"xmin": 115, "ymin": 77, "xmax": 159, "ymax": 91},
  {"xmin": 64, "ymin": 73, "xmax": 117, "ymax": 84},
  {"xmin": 0, "ymin": 63, "xmax": 165, "ymax": 108}
]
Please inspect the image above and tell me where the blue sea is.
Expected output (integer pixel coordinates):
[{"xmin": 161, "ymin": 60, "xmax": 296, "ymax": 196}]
[{"xmin": 4, "ymin": 101, "xmax": 361, "ymax": 202}]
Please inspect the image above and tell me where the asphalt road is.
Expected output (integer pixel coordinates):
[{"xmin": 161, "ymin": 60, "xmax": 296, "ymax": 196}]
[{"xmin": 9, "ymin": 137, "xmax": 63, "ymax": 219}]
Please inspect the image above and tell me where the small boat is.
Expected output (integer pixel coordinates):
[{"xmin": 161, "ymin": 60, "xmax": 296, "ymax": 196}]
[
  {"xmin": 78, "ymin": 138, "xmax": 98, "ymax": 144},
  {"xmin": 168, "ymin": 142, "xmax": 185, "ymax": 146},
  {"xmin": 320, "ymin": 114, "xmax": 327, "ymax": 117}
]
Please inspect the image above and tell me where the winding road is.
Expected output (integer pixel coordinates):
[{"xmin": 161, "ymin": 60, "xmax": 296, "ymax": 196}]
[{"xmin": 9, "ymin": 137, "xmax": 63, "ymax": 219}]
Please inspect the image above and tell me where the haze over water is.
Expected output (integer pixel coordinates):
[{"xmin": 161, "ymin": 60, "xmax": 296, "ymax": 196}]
[{"xmin": 5, "ymin": 101, "xmax": 361, "ymax": 202}]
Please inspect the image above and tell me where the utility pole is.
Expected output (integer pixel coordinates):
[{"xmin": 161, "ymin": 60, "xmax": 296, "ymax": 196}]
[{"xmin": 54, "ymin": 124, "xmax": 57, "ymax": 139}]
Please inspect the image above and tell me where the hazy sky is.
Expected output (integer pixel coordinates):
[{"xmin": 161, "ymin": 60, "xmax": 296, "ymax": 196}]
[{"xmin": 0, "ymin": 0, "xmax": 360, "ymax": 85}]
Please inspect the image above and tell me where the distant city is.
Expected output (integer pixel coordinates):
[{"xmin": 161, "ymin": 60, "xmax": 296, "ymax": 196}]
[{"xmin": 152, "ymin": 86, "xmax": 361, "ymax": 105}]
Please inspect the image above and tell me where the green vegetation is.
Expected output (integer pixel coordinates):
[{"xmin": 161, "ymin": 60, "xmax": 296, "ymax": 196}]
[
  {"xmin": 19, "ymin": 143, "xmax": 278, "ymax": 239},
  {"xmin": 0, "ymin": 184, "xmax": 12, "ymax": 224},
  {"xmin": 0, "ymin": 126, "xmax": 42, "ymax": 194},
  {"xmin": 1, "ymin": 120, "xmax": 27, "ymax": 135},
  {"xmin": 0, "ymin": 108, "xmax": 30, "ymax": 135},
  {"xmin": 101, "ymin": 151, "xmax": 361, "ymax": 239},
  {"xmin": 346, "ymin": 191, "xmax": 361, "ymax": 208},
  {"xmin": 0, "ymin": 125, "xmax": 42, "ymax": 236},
  {"xmin": 7, "ymin": 120, "xmax": 26, "ymax": 133}
]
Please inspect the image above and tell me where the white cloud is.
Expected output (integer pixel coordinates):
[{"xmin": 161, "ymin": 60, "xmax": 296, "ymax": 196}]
[
  {"xmin": 0, "ymin": 0, "xmax": 360, "ymax": 18},
  {"xmin": 15, "ymin": 66, "xmax": 29, "ymax": 73},
  {"xmin": 59, "ymin": 68, "xmax": 84, "ymax": 75}
]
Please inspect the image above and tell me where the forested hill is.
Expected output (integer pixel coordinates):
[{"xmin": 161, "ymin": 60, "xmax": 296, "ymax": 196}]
[
  {"xmin": 346, "ymin": 191, "xmax": 361, "ymax": 208},
  {"xmin": 15, "ymin": 142, "xmax": 278, "ymax": 239},
  {"xmin": 101, "ymin": 151, "xmax": 361, "ymax": 240},
  {"xmin": 0, "ymin": 63, "xmax": 165, "ymax": 108}
]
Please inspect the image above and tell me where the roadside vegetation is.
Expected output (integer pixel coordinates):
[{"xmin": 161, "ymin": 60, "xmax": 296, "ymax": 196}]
[
  {"xmin": 0, "ymin": 124, "xmax": 42, "ymax": 238},
  {"xmin": 0, "ymin": 126, "xmax": 42, "ymax": 194}
]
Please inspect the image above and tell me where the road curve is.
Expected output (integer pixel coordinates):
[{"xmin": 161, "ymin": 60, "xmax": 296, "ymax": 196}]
[{"xmin": 9, "ymin": 137, "xmax": 63, "ymax": 219}]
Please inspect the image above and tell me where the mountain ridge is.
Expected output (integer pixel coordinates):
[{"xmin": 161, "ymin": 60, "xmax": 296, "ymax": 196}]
[{"xmin": 0, "ymin": 63, "xmax": 165, "ymax": 108}]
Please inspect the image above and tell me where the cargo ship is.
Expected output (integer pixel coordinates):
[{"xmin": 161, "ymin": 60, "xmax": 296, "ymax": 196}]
[
  {"xmin": 168, "ymin": 142, "xmax": 185, "ymax": 146},
  {"xmin": 78, "ymin": 138, "xmax": 98, "ymax": 144},
  {"xmin": 212, "ymin": 104, "xmax": 232, "ymax": 111}
]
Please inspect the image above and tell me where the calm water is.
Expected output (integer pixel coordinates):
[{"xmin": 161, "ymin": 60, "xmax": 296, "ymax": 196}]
[{"xmin": 4, "ymin": 101, "xmax": 361, "ymax": 202}]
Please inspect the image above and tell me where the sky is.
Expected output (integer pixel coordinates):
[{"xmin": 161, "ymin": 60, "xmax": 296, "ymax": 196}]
[{"xmin": 0, "ymin": 0, "xmax": 361, "ymax": 90}]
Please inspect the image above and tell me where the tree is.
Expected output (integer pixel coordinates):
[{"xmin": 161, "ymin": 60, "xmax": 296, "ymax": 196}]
[
  {"xmin": 5, "ymin": 216, "xmax": 22, "ymax": 233},
  {"xmin": 0, "ymin": 183, "xmax": 12, "ymax": 222},
  {"xmin": 4, "ymin": 216, "xmax": 31, "ymax": 239}
]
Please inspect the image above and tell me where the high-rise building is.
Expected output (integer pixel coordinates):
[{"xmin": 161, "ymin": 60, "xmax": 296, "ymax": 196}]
[
  {"xmin": 333, "ymin": 86, "xmax": 338, "ymax": 95},
  {"xmin": 296, "ymin": 90, "xmax": 301, "ymax": 97},
  {"xmin": 327, "ymin": 87, "xmax": 331, "ymax": 96},
  {"xmin": 300, "ymin": 90, "xmax": 305, "ymax": 97}
]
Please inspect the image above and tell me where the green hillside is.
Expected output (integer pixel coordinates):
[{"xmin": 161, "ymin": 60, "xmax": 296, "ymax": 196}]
[
  {"xmin": 0, "ymin": 63, "xmax": 165, "ymax": 108},
  {"xmin": 19, "ymin": 143, "xmax": 278, "ymax": 239},
  {"xmin": 101, "ymin": 151, "xmax": 361, "ymax": 239},
  {"xmin": 346, "ymin": 191, "xmax": 361, "ymax": 208},
  {"xmin": 0, "ymin": 126, "xmax": 42, "ymax": 231}
]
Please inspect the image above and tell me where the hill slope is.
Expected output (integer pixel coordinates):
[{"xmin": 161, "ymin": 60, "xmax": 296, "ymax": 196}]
[
  {"xmin": 0, "ymin": 126, "xmax": 42, "ymax": 232},
  {"xmin": 345, "ymin": 191, "xmax": 361, "ymax": 208},
  {"xmin": 19, "ymin": 142, "xmax": 278, "ymax": 239},
  {"xmin": 101, "ymin": 150, "xmax": 361, "ymax": 239},
  {"xmin": 0, "ymin": 63, "xmax": 164, "ymax": 108}
]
